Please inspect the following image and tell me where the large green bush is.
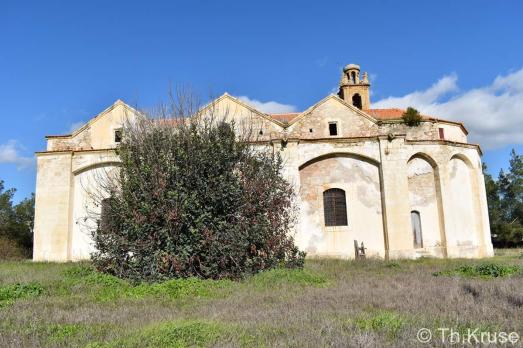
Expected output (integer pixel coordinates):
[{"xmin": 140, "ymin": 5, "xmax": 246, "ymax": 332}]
[{"xmin": 91, "ymin": 106, "xmax": 304, "ymax": 282}]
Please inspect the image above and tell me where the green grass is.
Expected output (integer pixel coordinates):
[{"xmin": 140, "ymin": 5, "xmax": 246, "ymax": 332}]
[
  {"xmin": 87, "ymin": 320, "xmax": 228, "ymax": 348},
  {"xmin": 0, "ymin": 252, "xmax": 522, "ymax": 347},
  {"xmin": 354, "ymin": 310, "xmax": 405, "ymax": 339}
]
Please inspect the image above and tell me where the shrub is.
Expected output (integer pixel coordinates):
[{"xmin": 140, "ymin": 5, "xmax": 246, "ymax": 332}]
[
  {"xmin": 401, "ymin": 107, "xmax": 422, "ymax": 126},
  {"xmin": 0, "ymin": 236, "xmax": 30, "ymax": 260},
  {"xmin": 90, "ymin": 96, "xmax": 304, "ymax": 282},
  {"xmin": 433, "ymin": 262, "xmax": 521, "ymax": 278},
  {"xmin": 0, "ymin": 282, "xmax": 44, "ymax": 306}
]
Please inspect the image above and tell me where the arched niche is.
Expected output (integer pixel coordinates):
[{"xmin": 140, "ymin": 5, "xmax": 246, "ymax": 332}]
[
  {"xmin": 70, "ymin": 162, "xmax": 120, "ymax": 260},
  {"xmin": 297, "ymin": 153, "xmax": 384, "ymax": 259},
  {"xmin": 446, "ymin": 155, "xmax": 482, "ymax": 249},
  {"xmin": 407, "ymin": 153, "xmax": 445, "ymax": 254}
]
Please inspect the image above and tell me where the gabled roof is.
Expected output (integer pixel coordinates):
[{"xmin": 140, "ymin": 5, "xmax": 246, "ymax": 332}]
[
  {"xmin": 46, "ymin": 100, "xmax": 143, "ymax": 139},
  {"xmin": 45, "ymin": 95, "xmax": 469, "ymax": 139},
  {"xmin": 198, "ymin": 93, "xmax": 288, "ymax": 128},
  {"xmin": 269, "ymin": 113, "xmax": 301, "ymax": 123},
  {"xmin": 365, "ymin": 108, "xmax": 468, "ymax": 134}
]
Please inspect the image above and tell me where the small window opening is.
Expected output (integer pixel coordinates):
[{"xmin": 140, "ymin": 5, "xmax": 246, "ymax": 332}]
[
  {"xmin": 328, "ymin": 122, "xmax": 338, "ymax": 136},
  {"xmin": 351, "ymin": 71, "xmax": 356, "ymax": 83},
  {"xmin": 309, "ymin": 128, "xmax": 313, "ymax": 133},
  {"xmin": 259, "ymin": 129, "xmax": 263, "ymax": 135},
  {"xmin": 411, "ymin": 210, "xmax": 423, "ymax": 248},
  {"xmin": 352, "ymin": 93, "xmax": 362, "ymax": 109},
  {"xmin": 114, "ymin": 129, "xmax": 122, "ymax": 143},
  {"xmin": 438, "ymin": 128, "xmax": 445, "ymax": 140}
]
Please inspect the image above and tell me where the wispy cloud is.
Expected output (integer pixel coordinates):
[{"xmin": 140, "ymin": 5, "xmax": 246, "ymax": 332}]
[
  {"xmin": 237, "ymin": 96, "xmax": 297, "ymax": 114},
  {"xmin": 69, "ymin": 121, "xmax": 85, "ymax": 133},
  {"xmin": 373, "ymin": 69, "xmax": 523, "ymax": 149},
  {"xmin": 0, "ymin": 140, "xmax": 34, "ymax": 169}
]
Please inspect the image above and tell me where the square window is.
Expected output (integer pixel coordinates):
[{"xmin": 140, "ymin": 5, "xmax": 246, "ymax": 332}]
[
  {"xmin": 114, "ymin": 129, "xmax": 122, "ymax": 143},
  {"xmin": 329, "ymin": 122, "xmax": 338, "ymax": 136}
]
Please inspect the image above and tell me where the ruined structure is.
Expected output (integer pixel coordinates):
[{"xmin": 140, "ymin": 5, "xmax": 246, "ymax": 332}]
[{"xmin": 33, "ymin": 64, "xmax": 494, "ymax": 261}]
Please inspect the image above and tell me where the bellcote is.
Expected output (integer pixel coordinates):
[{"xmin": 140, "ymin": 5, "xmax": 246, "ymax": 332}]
[{"xmin": 338, "ymin": 63, "xmax": 371, "ymax": 110}]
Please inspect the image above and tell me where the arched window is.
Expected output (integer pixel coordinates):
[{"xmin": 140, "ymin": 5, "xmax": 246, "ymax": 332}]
[
  {"xmin": 352, "ymin": 94, "xmax": 362, "ymax": 109},
  {"xmin": 411, "ymin": 210, "xmax": 423, "ymax": 248},
  {"xmin": 323, "ymin": 188, "xmax": 348, "ymax": 226},
  {"xmin": 351, "ymin": 71, "xmax": 356, "ymax": 83}
]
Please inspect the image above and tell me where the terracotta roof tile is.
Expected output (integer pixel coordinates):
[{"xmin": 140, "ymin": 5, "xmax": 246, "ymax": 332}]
[
  {"xmin": 364, "ymin": 108, "xmax": 406, "ymax": 120},
  {"xmin": 269, "ymin": 113, "xmax": 300, "ymax": 123}
]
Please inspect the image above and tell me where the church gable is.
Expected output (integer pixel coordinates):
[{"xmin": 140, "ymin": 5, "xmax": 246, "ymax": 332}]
[
  {"xmin": 202, "ymin": 94, "xmax": 284, "ymax": 141},
  {"xmin": 46, "ymin": 100, "xmax": 140, "ymax": 152},
  {"xmin": 288, "ymin": 96, "xmax": 379, "ymax": 139}
]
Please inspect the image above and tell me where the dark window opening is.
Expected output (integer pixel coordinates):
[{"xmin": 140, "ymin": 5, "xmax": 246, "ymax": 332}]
[
  {"xmin": 411, "ymin": 210, "xmax": 423, "ymax": 248},
  {"xmin": 309, "ymin": 128, "xmax": 313, "ymax": 133},
  {"xmin": 351, "ymin": 71, "xmax": 356, "ymax": 83},
  {"xmin": 438, "ymin": 128, "xmax": 445, "ymax": 140},
  {"xmin": 114, "ymin": 129, "xmax": 122, "ymax": 143},
  {"xmin": 352, "ymin": 94, "xmax": 362, "ymax": 109},
  {"xmin": 323, "ymin": 188, "xmax": 348, "ymax": 226},
  {"xmin": 259, "ymin": 129, "xmax": 263, "ymax": 135},
  {"xmin": 329, "ymin": 122, "xmax": 338, "ymax": 136}
]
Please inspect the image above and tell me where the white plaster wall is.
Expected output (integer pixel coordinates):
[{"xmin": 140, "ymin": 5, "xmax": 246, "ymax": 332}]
[
  {"xmin": 447, "ymin": 157, "xmax": 481, "ymax": 250},
  {"xmin": 298, "ymin": 155, "xmax": 384, "ymax": 258},
  {"xmin": 71, "ymin": 164, "xmax": 117, "ymax": 260}
]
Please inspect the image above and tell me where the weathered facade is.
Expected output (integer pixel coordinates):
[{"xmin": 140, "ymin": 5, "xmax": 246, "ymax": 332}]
[{"xmin": 33, "ymin": 64, "xmax": 494, "ymax": 261}]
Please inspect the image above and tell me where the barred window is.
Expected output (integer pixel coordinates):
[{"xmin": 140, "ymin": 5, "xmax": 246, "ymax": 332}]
[{"xmin": 323, "ymin": 188, "xmax": 348, "ymax": 226}]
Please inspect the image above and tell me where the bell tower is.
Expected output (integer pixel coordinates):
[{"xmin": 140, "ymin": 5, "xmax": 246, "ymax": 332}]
[{"xmin": 338, "ymin": 64, "xmax": 371, "ymax": 110}]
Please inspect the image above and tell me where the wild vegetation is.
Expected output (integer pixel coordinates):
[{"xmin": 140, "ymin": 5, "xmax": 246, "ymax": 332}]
[
  {"xmin": 484, "ymin": 149, "xmax": 523, "ymax": 247},
  {"xmin": 0, "ymin": 180, "xmax": 34, "ymax": 259},
  {"xmin": 401, "ymin": 107, "xmax": 422, "ymax": 126},
  {"xmin": 90, "ymin": 94, "xmax": 303, "ymax": 282},
  {"xmin": 0, "ymin": 252, "xmax": 522, "ymax": 347}
]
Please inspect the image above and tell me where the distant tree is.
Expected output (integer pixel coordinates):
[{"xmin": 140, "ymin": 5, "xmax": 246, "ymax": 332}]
[
  {"xmin": 487, "ymin": 150, "xmax": 523, "ymax": 247},
  {"xmin": 0, "ymin": 180, "xmax": 34, "ymax": 258},
  {"xmin": 402, "ymin": 107, "xmax": 422, "ymax": 126},
  {"xmin": 90, "ymin": 92, "xmax": 304, "ymax": 282}
]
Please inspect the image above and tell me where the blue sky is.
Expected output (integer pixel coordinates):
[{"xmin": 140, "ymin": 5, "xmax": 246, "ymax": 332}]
[{"xmin": 1, "ymin": 0, "xmax": 522, "ymax": 202}]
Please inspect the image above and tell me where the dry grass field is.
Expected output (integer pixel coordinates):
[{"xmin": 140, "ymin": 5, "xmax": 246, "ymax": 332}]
[{"xmin": 1, "ymin": 249, "xmax": 522, "ymax": 347}]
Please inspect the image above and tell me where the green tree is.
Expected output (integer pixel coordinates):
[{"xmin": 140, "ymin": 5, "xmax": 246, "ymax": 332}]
[
  {"xmin": 0, "ymin": 180, "xmax": 35, "ymax": 257},
  {"xmin": 402, "ymin": 107, "xmax": 422, "ymax": 127},
  {"xmin": 488, "ymin": 150, "xmax": 523, "ymax": 247}
]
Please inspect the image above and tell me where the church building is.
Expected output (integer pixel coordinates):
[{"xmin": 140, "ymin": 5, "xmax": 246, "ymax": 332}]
[{"xmin": 33, "ymin": 64, "xmax": 494, "ymax": 261}]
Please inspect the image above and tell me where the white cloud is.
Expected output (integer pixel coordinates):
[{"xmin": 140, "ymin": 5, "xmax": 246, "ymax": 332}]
[
  {"xmin": 0, "ymin": 140, "xmax": 34, "ymax": 169},
  {"xmin": 69, "ymin": 121, "xmax": 85, "ymax": 133},
  {"xmin": 237, "ymin": 96, "xmax": 297, "ymax": 114},
  {"xmin": 373, "ymin": 69, "xmax": 523, "ymax": 149}
]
